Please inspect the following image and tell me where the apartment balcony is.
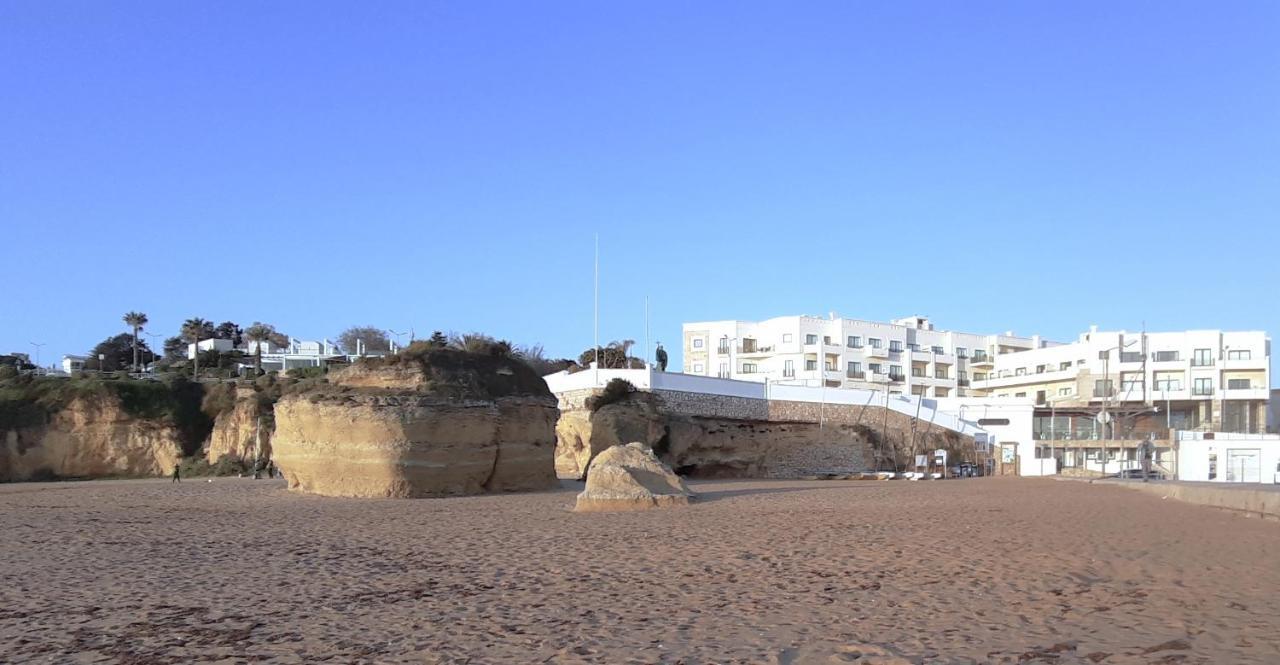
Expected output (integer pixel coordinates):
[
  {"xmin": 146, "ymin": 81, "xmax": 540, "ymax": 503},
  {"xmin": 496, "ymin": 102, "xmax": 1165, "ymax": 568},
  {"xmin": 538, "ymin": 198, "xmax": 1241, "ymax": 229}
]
[
  {"xmin": 969, "ymin": 353, "xmax": 994, "ymax": 367},
  {"xmin": 716, "ymin": 346, "xmax": 731, "ymax": 356},
  {"xmin": 888, "ymin": 373, "xmax": 906, "ymax": 383},
  {"xmin": 1221, "ymin": 387, "xmax": 1269, "ymax": 400},
  {"xmin": 846, "ymin": 370, "xmax": 866, "ymax": 380},
  {"xmin": 957, "ymin": 379, "xmax": 970, "ymax": 387},
  {"xmin": 1191, "ymin": 387, "xmax": 1214, "ymax": 397},
  {"xmin": 735, "ymin": 345, "xmax": 774, "ymax": 356},
  {"xmin": 867, "ymin": 372, "xmax": 890, "ymax": 383},
  {"xmin": 864, "ymin": 346, "xmax": 890, "ymax": 359}
]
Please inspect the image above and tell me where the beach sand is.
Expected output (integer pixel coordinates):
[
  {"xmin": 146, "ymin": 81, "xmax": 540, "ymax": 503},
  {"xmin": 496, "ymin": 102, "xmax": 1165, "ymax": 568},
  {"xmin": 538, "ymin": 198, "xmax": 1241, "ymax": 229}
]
[{"xmin": 1, "ymin": 476, "xmax": 1277, "ymax": 664}]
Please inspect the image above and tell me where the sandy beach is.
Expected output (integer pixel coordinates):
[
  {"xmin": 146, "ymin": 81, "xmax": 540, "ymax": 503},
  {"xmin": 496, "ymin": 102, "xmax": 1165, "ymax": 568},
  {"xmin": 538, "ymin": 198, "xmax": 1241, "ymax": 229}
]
[{"xmin": 2, "ymin": 477, "xmax": 1277, "ymax": 664}]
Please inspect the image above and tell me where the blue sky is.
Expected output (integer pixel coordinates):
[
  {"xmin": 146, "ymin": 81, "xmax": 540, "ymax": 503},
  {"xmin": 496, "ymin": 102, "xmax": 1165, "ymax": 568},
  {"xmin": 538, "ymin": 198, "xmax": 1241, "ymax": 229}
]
[{"xmin": 2, "ymin": 2, "xmax": 1278, "ymax": 378}]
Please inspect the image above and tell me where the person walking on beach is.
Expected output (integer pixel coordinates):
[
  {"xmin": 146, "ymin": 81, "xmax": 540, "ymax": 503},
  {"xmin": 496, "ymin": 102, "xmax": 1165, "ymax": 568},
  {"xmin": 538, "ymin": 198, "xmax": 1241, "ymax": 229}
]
[{"xmin": 172, "ymin": 464, "xmax": 181, "ymax": 483}]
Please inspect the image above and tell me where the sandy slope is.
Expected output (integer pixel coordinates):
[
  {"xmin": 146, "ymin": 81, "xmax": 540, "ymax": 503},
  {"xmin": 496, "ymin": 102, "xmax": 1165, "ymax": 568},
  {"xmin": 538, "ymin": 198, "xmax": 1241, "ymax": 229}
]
[{"xmin": 1, "ymin": 477, "xmax": 1277, "ymax": 664}]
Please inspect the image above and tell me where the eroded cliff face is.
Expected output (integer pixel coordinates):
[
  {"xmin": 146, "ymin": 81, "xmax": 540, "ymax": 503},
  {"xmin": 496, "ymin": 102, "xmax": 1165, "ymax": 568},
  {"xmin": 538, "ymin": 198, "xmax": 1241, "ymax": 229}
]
[
  {"xmin": 554, "ymin": 395, "xmax": 973, "ymax": 480},
  {"xmin": 271, "ymin": 350, "xmax": 559, "ymax": 498},
  {"xmin": 0, "ymin": 395, "xmax": 184, "ymax": 481},
  {"xmin": 205, "ymin": 387, "xmax": 272, "ymax": 465}
]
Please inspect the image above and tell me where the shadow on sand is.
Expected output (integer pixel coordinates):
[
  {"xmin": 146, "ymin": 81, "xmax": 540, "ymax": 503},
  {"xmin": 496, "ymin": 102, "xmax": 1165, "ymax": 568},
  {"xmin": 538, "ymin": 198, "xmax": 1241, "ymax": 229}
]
[{"xmin": 692, "ymin": 481, "xmax": 875, "ymax": 504}]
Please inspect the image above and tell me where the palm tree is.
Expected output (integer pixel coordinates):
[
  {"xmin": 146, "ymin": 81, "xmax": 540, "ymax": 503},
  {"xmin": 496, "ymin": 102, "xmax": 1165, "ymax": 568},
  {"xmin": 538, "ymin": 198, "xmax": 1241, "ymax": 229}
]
[
  {"xmin": 182, "ymin": 317, "xmax": 211, "ymax": 378},
  {"xmin": 122, "ymin": 311, "xmax": 148, "ymax": 373},
  {"xmin": 244, "ymin": 322, "xmax": 276, "ymax": 375}
]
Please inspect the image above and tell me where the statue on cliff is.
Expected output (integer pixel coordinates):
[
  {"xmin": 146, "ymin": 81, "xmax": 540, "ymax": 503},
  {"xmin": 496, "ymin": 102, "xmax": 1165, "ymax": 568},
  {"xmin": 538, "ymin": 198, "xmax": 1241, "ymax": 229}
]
[{"xmin": 655, "ymin": 343, "xmax": 668, "ymax": 372}]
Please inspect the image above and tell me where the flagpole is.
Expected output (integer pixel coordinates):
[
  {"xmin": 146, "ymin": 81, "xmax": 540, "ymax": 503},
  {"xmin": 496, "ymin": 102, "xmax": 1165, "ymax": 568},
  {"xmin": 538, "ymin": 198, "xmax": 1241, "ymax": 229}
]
[{"xmin": 594, "ymin": 233, "xmax": 600, "ymax": 385}]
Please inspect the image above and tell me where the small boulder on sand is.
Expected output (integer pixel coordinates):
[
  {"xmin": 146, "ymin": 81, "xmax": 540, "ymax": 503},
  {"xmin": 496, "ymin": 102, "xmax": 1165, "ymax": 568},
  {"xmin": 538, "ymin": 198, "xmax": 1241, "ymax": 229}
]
[{"xmin": 575, "ymin": 442, "xmax": 694, "ymax": 512}]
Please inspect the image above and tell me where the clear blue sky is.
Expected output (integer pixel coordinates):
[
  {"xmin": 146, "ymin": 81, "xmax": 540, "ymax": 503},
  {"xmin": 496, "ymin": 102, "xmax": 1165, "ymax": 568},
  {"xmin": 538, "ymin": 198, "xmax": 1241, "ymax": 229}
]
[{"xmin": 2, "ymin": 2, "xmax": 1277, "ymax": 379}]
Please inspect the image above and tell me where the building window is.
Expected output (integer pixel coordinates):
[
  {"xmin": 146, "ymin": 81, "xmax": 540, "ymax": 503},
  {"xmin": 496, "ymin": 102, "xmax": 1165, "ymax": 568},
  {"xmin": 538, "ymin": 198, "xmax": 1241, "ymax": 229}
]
[
  {"xmin": 825, "ymin": 358, "xmax": 836, "ymax": 371},
  {"xmin": 847, "ymin": 336, "xmax": 859, "ymax": 348},
  {"xmin": 782, "ymin": 333, "xmax": 793, "ymax": 343},
  {"xmin": 692, "ymin": 339, "xmax": 703, "ymax": 349},
  {"xmin": 823, "ymin": 336, "xmax": 832, "ymax": 345},
  {"xmin": 974, "ymin": 372, "xmax": 988, "ymax": 381},
  {"xmin": 1097, "ymin": 350, "xmax": 1109, "ymax": 360},
  {"xmin": 718, "ymin": 363, "xmax": 729, "ymax": 378},
  {"xmin": 889, "ymin": 365, "xmax": 904, "ymax": 381},
  {"xmin": 1154, "ymin": 350, "xmax": 1179, "ymax": 362},
  {"xmin": 1093, "ymin": 379, "xmax": 1113, "ymax": 397},
  {"xmin": 869, "ymin": 363, "xmax": 882, "ymax": 374},
  {"xmin": 1077, "ymin": 359, "xmax": 1086, "ymax": 366},
  {"xmin": 693, "ymin": 363, "xmax": 704, "ymax": 373},
  {"xmin": 1035, "ymin": 365, "xmax": 1046, "ymax": 374},
  {"xmin": 908, "ymin": 342, "xmax": 920, "ymax": 352},
  {"xmin": 932, "ymin": 345, "xmax": 944, "ymax": 354},
  {"xmin": 847, "ymin": 361, "xmax": 863, "ymax": 379},
  {"xmin": 1120, "ymin": 374, "xmax": 1143, "ymax": 391},
  {"xmin": 783, "ymin": 360, "xmax": 795, "ymax": 377},
  {"xmin": 978, "ymin": 418, "xmax": 1010, "ymax": 426},
  {"xmin": 805, "ymin": 334, "xmax": 818, "ymax": 345},
  {"xmin": 1228, "ymin": 349, "xmax": 1251, "ymax": 360},
  {"xmin": 912, "ymin": 366, "xmax": 925, "ymax": 377},
  {"xmin": 956, "ymin": 347, "xmax": 968, "ymax": 358},
  {"xmin": 741, "ymin": 363, "xmax": 758, "ymax": 374},
  {"xmin": 868, "ymin": 338, "xmax": 882, "ymax": 348},
  {"xmin": 1058, "ymin": 386, "xmax": 1072, "ymax": 396},
  {"xmin": 935, "ymin": 367, "xmax": 949, "ymax": 379},
  {"xmin": 1227, "ymin": 378, "xmax": 1251, "ymax": 389},
  {"xmin": 718, "ymin": 337, "xmax": 730, "ymax": 354},
  {"xmin": 1192, "ymin": 348, "xmax": 1213, "ymax": 367},
  {"xmin": 1192, "ymin": 378, "xmax": 1213, "ymax": 396},
  {"xmin": 1015, "ymin": 368, "xmax": 1026, "ymax": 376},
  {"xmin": 1015, "ymin": 392, "xmax": 1027, "ymax": 398},
  {"xmin": 1059, "ymin": 361, "xmax": 1071, "ymax": 371},
  {"xmin": 805, "ymin": 359, "xmax": 817, "ymax": 371},
  {"xmin": 1120, "ymin": 351, "xmax": 1144, "ymax": 363},
  {"xmin": 889, "ymin": 340, "xmax": 903, "ymax": 353},
  {"xmin": 1155, "ymin": 376, "xmax": 1182, "ymax": 391}
]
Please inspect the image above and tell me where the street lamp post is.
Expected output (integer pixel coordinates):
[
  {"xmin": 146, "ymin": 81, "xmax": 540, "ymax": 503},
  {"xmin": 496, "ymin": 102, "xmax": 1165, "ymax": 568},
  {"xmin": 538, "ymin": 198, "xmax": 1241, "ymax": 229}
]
[
  {"xmin": 29, "ymin": 342, "xmax": 45, "ymax": 372},
  {"xmin": 388, "ymin": 329, "xmax": 409, "ymax": 352}
]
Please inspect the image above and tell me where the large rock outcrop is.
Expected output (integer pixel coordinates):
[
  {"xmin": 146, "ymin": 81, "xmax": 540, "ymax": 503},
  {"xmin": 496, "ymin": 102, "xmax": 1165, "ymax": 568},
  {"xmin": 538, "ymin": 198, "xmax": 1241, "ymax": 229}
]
[
  {"xmin": 272, "ymin": 348, "xmax": 559, "ymax": 498},
  {"xmin": 205, "ymin": 387, "xmax": 272, "ymax": 465},
  {"xmin": 555, "ymin": 396, "xmax": 665, "ymax": 479},
  {"xmin": 1, "ymin": 394, "xmax": 185, "ymax": 481},
  {"xmin": 575, "ymin": 442, "xmax": 693, "ymax": 512}
]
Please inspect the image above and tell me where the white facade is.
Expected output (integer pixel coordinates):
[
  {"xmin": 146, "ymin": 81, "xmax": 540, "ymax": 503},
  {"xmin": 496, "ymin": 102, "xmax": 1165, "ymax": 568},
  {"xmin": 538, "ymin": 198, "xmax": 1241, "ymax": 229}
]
[
  {"xmin": 61, "ymin": 355, "xmax": 87, "ymax": 374},
  {"xmin": 187, "ymin": 338, "xmax": 235, "ymax": 359},
  {"xmin": 1175, "ymin": 432, "xmax": 1280, "ymax": 484},
  {"xmin": 682, "ymin": 314, "xmax": 1041, "ymax": 399},
  {"xmin": 973, "ymin": 327, "xmax": 1270, "ymax": 433}
]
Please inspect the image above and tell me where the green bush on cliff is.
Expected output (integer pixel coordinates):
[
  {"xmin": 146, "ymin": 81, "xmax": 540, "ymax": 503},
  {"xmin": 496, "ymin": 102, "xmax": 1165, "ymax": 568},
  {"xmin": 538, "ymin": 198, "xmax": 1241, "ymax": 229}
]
[
  {"xmin": 586, "ymin": 378, "xmax": 636, "ymax": 412},
  {"xmin": 352, "ymin": 344, "xmax": 553, "ymax": 400}
]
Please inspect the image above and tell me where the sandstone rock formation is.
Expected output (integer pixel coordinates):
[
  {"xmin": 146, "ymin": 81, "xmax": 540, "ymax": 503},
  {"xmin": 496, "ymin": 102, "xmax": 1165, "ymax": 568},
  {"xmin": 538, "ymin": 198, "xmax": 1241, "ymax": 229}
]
[
  {"xmin": 205, "ymin": 386, "xmax": 272, "ymax": 465},
  {"xmin": 554, "ymin": 395, "xmax": 665, "ymax": 479},
  {"xmin": 0, "ymin": 394, "xmax": 185, "ymax": 481},
  {"xmin": 272, "ymin": 348, "xmax": 559, "ymax": 498},
  {"xmin": 575, "ymin": 442, "xmax": 693, "ymax": 512}
]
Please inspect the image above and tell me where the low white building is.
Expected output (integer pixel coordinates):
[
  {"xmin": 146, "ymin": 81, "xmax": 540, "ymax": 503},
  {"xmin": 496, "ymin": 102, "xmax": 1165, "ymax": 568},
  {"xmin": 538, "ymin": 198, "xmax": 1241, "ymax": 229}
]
[
  {"xmin": 61, "ymin": 355, "xmax": 87, "ymax": 374},
  {"xmin": 187, "ymin": 338, "xmax": 236, "ymax": 359},
  {"xmin": 1176, "ymin": 432, "xmax": 1280, "ymax": 484}
]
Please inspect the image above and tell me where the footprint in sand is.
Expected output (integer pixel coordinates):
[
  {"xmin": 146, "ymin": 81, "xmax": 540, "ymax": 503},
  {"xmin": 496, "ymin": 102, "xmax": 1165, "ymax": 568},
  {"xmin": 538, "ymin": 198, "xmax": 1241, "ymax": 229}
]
[{"xmin": 778, "ymin": 641, "xmax": 915, "ymax": 665}]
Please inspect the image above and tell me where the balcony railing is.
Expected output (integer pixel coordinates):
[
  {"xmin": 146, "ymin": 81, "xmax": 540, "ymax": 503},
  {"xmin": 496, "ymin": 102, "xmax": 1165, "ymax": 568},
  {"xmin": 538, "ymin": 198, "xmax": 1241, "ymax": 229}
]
[
  {"xmin": 847, "ymin": 370, "xmax": 866, "ymax": 379},
  {"xmin": 970, "ymin": 353, "xmax": 993, "ymax": 364},
  {"xmin": 1192, "ymin": 387, "xmax": 1214, "ymax": 396},
  {"xmin": 957, "ymin": 379, "xmax": 970, "ymax": 387},
  {"xmin": 717, "ymin": 346, "xmax": 731, "ymax": 355},
  {"xmin": 736, "ymin": 345, "xmax": 773, "ymax": 354},
  {"xmin": 888, "ymin": 373, "xmax": 906, "ymax": 382}
]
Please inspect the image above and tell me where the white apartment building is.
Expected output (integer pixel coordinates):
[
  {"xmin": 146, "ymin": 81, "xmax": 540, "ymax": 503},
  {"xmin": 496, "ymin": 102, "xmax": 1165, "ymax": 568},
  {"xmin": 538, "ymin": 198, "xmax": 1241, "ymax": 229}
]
[
  {"xmin": 682, "ymin": 314, "xmax": 1043, "ymax": 399},
  {"xmin": 972, "ymin": 326, "xmax": 1271, "ymax": 435}
]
